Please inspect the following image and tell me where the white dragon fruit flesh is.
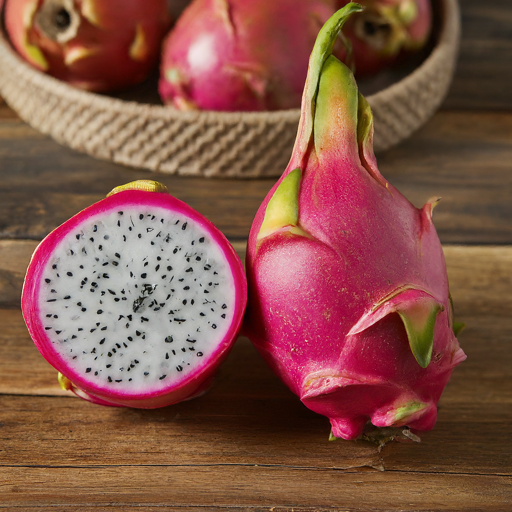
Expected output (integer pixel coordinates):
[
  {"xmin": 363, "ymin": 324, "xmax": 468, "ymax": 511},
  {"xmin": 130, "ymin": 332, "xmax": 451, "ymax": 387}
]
[{"xmin": 22, "ymin": 180, "xmax": 247, "ymax": 408}]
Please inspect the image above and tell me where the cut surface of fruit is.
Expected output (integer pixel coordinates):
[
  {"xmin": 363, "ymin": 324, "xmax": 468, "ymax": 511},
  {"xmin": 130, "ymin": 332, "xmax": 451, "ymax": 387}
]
[{"xmin": 22, "ymin": 183, "xmax": 246, "ymax": 407}]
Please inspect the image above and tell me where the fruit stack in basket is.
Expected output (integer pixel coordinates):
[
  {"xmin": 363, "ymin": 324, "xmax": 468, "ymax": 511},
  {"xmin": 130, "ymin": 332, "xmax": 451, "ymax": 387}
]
[{"xmin": 4, "ymin": 0, "xmax": 432, "ymax": 111}]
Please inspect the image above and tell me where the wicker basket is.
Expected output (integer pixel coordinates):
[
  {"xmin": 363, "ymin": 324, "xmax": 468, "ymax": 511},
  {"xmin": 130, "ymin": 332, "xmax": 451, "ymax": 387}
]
[{"xmin": 0, "ymin": 0, "xmax": 459, "ymax": 178}]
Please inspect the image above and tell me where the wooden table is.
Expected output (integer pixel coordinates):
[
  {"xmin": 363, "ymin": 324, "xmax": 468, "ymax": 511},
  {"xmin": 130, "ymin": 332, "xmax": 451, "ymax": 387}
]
[{"xmin": 1, "ymin": 1, "xmax": 511, "ymax": 509}]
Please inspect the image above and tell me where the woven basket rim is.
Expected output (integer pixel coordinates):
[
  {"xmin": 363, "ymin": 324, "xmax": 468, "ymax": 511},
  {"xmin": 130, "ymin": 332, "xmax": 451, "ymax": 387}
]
[{"xmin": 0, "ymin": 0, "xmax": 458, "ymax": 122}]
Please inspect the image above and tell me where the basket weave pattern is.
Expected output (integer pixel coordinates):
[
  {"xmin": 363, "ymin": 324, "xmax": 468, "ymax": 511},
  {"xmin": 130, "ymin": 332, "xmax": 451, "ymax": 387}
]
[{"xmin": 0, "ymin": 0, "xmax": 459, "ymax": 178}]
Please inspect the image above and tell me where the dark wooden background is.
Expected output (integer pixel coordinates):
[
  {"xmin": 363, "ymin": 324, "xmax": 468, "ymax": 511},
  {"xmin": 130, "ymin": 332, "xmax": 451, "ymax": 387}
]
[{"xmin": 0, "ymin": 0, "xmax": 511, "ymax": 509}]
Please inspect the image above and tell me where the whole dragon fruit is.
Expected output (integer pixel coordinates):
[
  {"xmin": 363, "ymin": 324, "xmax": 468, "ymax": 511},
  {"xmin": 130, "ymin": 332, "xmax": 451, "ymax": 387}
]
[
  {"xmin": 5, "ymin": 0, "xmax": 170, "ymax": 92},
  {"xmin": 159, "ymin": 0, "xmax": 339, "ymax": 111},
  {"xmin": 337, "ymin": 0, "xmax": 432, "ymax": 77},
  {"xmin": 244, "ymin": 4, "xmax": 465, "ymax": 440},
  {"xmin": 22, "ymin": 180, "xmax": 247, "ymax": 408}
]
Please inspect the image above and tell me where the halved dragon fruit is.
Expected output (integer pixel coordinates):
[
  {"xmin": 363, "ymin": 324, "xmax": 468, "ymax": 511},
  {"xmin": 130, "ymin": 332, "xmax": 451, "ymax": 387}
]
[
  {"xmin": 22, "ymin": 180, "xmax": 247, "ymax": 408},
  {"xmin": 244, "ymin": 4, "xmax": 465, "ymax": 440}
]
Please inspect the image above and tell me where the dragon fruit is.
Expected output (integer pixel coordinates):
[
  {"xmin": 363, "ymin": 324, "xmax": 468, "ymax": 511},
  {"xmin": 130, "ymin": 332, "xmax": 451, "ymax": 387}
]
[
  {"xmin": 158, "ymin": 0, "xmax": 339, "ymax": 111},
  {"xmin": 244, "ymin": 4, "xmax": 465, "ymax": 440},
  {"xmin": 5, "ymin": 0, "xmax": 170, "ymax": 92},
  {"xmin": 337, "ymin": 0, "xmax": 432, "ymax": 77},
  {"xmin": 22, "ymin": 180, "xmax": 247, "ymax": 408}
]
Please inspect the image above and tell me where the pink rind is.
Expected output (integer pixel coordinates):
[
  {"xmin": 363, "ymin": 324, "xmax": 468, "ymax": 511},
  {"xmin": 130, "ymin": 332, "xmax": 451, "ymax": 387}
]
[{"xmin": 22, "ymin": 189, "xmax": 247, "ymax": 408}]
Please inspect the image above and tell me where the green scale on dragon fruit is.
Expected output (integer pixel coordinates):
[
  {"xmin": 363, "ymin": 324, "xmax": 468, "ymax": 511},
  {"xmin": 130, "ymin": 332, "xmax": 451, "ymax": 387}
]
[
  {"xmin": 244, "ymin": 4, "xmax": 466, "ymax": 441},
  {"xmin": 22, "ymin": 181, "xmax": 247, "ymax": 408}
]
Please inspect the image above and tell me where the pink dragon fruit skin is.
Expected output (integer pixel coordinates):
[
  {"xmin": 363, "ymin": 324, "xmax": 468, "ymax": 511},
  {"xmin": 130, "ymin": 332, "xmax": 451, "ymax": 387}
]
[
  {"xmin": 244, "ymin": 4, "xmax": 465, "ymax": 440},
  {"xmin": 22, "ymin": 181, "xmax": 247, "ymax": 409},
  {"xmin": 159, "ymin": 0, "xmax": 339, "ymax": 111}
]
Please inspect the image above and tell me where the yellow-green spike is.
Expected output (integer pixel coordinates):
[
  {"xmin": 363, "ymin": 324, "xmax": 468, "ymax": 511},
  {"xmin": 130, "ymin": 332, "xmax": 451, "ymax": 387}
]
[
  {"xmin": 58, "ymin": 372, "xmax": 73, "ymax": 391},
  {"xmin": 397, "ymin": 299, "xmax": 442, "ymax": 368},
  {"xmin": 107, "ymin": 180, "xmax": 168, "ymax": 197},
  {"xmin": 257, "ymin": 169, "xmax": 306, "ymax": 242}
]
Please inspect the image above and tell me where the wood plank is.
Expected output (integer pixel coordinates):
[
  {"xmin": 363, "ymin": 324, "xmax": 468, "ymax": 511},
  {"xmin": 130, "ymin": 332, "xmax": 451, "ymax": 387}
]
[
  {"xmin": 444, "ymin": 0, "xmax": 512, "ymax": 110},
  {"xmin": 0, "ymin": 466, "xmax": 509, "ymax": 510},
  {"xmin": 1, "ymin": 111, "xmax": 512, "ymax": 245}
]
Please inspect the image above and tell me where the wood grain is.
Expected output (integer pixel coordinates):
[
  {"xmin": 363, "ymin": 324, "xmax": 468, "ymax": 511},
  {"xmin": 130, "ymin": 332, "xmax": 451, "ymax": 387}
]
[
  {"xmin": 0, "ymin": 466, "xmax": 510, "ymax": 509},
  {"xmin": 1, "ymin": 111, "xmax": 512, "ymax": 245},
  {"xmin": 444, "ymin": 0, "xmax": 512, "ymax": 110}
]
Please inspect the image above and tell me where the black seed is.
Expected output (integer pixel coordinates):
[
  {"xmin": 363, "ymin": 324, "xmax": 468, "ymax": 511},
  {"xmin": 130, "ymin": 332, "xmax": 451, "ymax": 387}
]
[
  {"xmin": 123, "ymin": 235, "xmax": 127, "ymax": 242},
  {"xmin": 108, "ymin": 377, "xmax": 112, "ymax": 382},
  {"xmin": 173, "ymin": 248, "xmax": 178, "ymax": 254},
  {"xmin": 155, "ymin": 265, "xmax": 160, "ymax": 272},
  {"xmin": 212, "ymin": 324, "xmax": 217, "ymax": 329},
  {"xmin": 78, "ymin": 328, "xmax": 83, "ymax": 331},
  {"xmin": 115, "ymin": 380, "xmax": 122, "ymax": 383},
  {"xmin": 182, "ymin": 222, "xmax": 188, "ymax": 231},
  {"xmin": 46, "ymin": 314, "xmax": 52, "ymax": 318},
  {"xmin": 86, "ymin": 368, "xmax": 91, "ymax": 373},
  {"xmin": 127, "ymin": 315, "xmax": 132, "ymax": 321},
  {"xmin": 101, "ymin": 326, "xmax": 107, "ymax": 331},
  {"xmin": 45, "ymin": 327, "xmax": 52, "ymax": 330},
  {"xmin": 200, "ymin": 312, "xmax": 205, "ymax": 317},
  {"xmin": 191, "ymin": 300, "xmax": 195, "ymax": 305},
  {"xmin": 136, "ymin": 331, "xmax": 141, "ymax": 336},
  {"xmin": 80, "ymin": 265, "xmax": 84, "ymax": 269},
  {"xmin": 181, "ymin": 348, "xmax": 186, "ymax": 353},
  {"xmin": 112, "ymin": 261, "xmax": 119, "ymax": 266},
  {"xmin": 186, "ymin": 339, "xmax": 196, "ymax": 343},
  {"xmin": 102, "ymin": 262, "xmax": 109, "ymax": 266},
  {"xmin": 97, "ymin": 310, "xmax": 103, "ymax": 314},
  {"xmin": 185, "ymin": 267, "xmax": 193, "ymax": 273},
  {"xmin": 115, "ymin": 253, "xmax": 121, "ymax": 259},
  {"xmin": 183, "ymin": 300, "xmax": 187, "ymax": 305},
  {"xmin": 176, "ymin": 366, "xmax": 183, "ymax": 372},
  {"xmin": 221, "ymin": 314, "xmax": 226, "ymax": 319},
  {"xmin": 172, "ymin": 350, "xmax": 176, "ymax": 355},
  {"xmin": 108, "ymin": 289, "xmax": 116, "ymax": 295},
  {"xmin": 106, "ymin": 364, "xmax": 111, "ymax": 368},
  {"xmin": 222, "ymin": 304, "xmax": 227, "ymax": 309},
  {"xmin": 52, "ymin": 264, "xmax": 57, "ymax": 269},
  {"xmin": 114, "ymin": 298, "xmax": 120, "ymax": 302},
  {"xmin": 64, "ymin": 295, "xmax": 71, "ymax": 300},
  {"xmin": 138, "ymin": 234, "xmax": 142, "ymax": 239},
  {"xmin": 116, "ymin": 343, "xmax": 121, "ymax": 349},
  {"xmin": 204, "ymin": 290, "xmax": 209, "ymax": 294},
  {"xmin": 90, "ymin": 328, "xmax": 96, "ymax": 333},
  {"xmin": 55, "ymin": 330, "xmax": 62, "ymax": 334},
  {"xmin": 127, "ymin": 337, "xmax": 133, "ymax": 341},
  {"xmin": 93, "ymin": 225, "xmax": 98, "ymax": 232},
  {"xmin": 103, "ymin": 274, "xmax": 109, "ymax": 279},
  {"xmin": 45, "ymin": 278, "xmax": 51, "ymax": 284},
  {"xmin": 165, "ymin": 336, "xmax": 173, "ymax": 343},
  {"xmin": 104, "ymin": 235, "xmax": 109, "ymax": 240},
  {"xmin": 139, "ymin": 214, "xmax": 144, "ymax": 220},
  {"xmin": 98, "ymin": 245, "xmax": 103, "ymax": 251},
  {"xmin": 184, "ymin": 286, "xmax": 190, "ymax": 290},
  {"xmin": 197, "ymin": 352, "xmax": 203, "ymax": 357},
  {"xmin": 159, "ymin": 375, "xmax": 167, "ymax": 380},
  {"xmin": 141, "ymin": 273, "xmax": 147, "ymax": 278},
  {"xmin": 199, "ymin": 237, "xmax": 205, "ymax": 243},
  {"xmin": 95, "ymin": 372, "xmax": 98, "ymax": 376},
  {"xmin": 141, "ymin": 317, "xmax": 149, "ymax": 322},
  {"xmin": 134, "ymin": 360, "xmax": 139, "ymax": 364}
]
